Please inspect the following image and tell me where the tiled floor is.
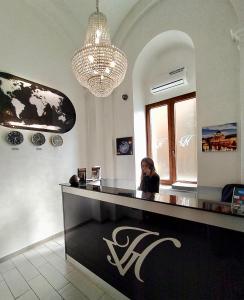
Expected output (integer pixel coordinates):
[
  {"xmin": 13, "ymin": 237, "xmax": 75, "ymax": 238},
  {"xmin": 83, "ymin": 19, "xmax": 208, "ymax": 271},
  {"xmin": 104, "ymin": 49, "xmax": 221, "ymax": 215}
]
[{"xmin": 0, "ymin": 235, "xmax": 119, "ymax": 300}]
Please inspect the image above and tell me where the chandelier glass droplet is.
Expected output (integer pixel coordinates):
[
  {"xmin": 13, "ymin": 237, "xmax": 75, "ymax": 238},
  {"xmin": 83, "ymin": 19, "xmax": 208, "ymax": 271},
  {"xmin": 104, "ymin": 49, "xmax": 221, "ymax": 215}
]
[{"xmin": 72, "ymin": 0, "xmax": 127, "ymax": 97}]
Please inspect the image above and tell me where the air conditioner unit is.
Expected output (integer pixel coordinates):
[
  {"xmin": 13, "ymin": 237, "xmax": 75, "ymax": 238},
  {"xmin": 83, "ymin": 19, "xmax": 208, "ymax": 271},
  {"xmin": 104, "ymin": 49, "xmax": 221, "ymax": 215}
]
[{"xmin": 150, "ymin": 67, "xmax": 187, "ymax": 94}]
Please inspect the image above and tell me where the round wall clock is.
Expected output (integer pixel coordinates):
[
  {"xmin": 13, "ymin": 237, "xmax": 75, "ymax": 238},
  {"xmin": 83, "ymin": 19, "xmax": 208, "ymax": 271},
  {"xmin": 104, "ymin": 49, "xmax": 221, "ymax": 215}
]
[
  {"xmin": 31, "ymin": 133, "xmax": 45, "ymax": 146},
  {"xmin": 6, "ymin": 131, "xmax": 24, "ymax": 145},
  {"xmin": 51, "ymin": 135, "xmax": 63, "ymax": 147}
]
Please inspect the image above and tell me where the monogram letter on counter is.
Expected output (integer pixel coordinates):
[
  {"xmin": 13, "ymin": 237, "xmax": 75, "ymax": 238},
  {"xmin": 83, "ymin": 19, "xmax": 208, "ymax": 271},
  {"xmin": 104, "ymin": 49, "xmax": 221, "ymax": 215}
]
[{"xmin": 103, "ymin": 226, "xmax": 182, "ymax": 282}]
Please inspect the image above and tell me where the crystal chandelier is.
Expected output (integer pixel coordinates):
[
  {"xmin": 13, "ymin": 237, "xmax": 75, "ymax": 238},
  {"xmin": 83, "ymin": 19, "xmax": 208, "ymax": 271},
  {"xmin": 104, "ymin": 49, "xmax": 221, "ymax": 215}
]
[{"xmin": 72, "ymin": 0, "xmax": 127, "ymax": 97}]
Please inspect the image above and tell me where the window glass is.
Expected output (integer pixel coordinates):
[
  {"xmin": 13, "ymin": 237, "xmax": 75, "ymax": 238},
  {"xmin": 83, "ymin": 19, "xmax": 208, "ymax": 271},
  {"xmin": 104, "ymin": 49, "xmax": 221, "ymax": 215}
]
[
  {"xmin": 150, "ymin": 106, "xmax": 170, "ymax": 180},
  {"xmin": 174, "ymin": 98, "xmax": 197, "ymax": 181}
]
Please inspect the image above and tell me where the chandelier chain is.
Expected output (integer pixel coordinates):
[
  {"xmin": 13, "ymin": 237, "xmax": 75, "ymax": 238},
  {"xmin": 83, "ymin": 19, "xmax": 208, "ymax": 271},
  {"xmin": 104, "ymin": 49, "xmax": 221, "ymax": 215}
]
[{"xmin": 96, "ymin": 0, "xmax": 99, "ymax": 12}]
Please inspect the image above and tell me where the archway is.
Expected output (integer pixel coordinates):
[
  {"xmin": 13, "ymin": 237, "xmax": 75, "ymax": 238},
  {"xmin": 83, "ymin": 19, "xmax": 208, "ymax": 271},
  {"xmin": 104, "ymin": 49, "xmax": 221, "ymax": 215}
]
[{"xmin": 132, "ymin": 30, "xmax": 196, "ymax": 186}]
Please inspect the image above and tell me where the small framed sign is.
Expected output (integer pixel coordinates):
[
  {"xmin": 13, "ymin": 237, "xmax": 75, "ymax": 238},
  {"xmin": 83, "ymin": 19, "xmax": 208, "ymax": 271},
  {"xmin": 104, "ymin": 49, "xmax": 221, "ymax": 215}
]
[
  {"xmin": 91, "ymin": 166, "xmax": 101, "ymax": 180},
  {"xmin": 78, "ymin": 168, "xmax": 86, "ymax": 183},
  {"xmin": 116, "ymin": 137, "xmax": 133, "ymax": 155}
]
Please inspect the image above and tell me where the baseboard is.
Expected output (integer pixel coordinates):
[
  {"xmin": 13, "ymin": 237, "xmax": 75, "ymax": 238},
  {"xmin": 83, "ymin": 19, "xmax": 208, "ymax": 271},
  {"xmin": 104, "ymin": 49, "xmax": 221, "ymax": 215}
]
[{"xmin": 0, "ymin": 231, "xmax": 64, "ymax": 263}]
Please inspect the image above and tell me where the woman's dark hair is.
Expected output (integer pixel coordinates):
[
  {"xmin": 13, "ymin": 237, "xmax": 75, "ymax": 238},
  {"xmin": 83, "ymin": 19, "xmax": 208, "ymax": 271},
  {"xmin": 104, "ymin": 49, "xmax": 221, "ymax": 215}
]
[
  {"xmin": 139, "ymin": 157, "xmax": 157, "ymax": 191},
  {"xmin": 140, "ymin": 157, "xmax": 156, "ymax": 181},
  {"xmin": 141, "ymin": 157, "xmax": 155, "ymax": 171}
]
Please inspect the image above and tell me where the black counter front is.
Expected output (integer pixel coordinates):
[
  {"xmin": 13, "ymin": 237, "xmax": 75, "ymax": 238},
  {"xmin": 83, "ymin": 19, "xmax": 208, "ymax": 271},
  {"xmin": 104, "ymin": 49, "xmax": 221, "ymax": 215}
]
[{"xmin": 61, "ymin": 182, "xmax": 244, "ymax": 300}]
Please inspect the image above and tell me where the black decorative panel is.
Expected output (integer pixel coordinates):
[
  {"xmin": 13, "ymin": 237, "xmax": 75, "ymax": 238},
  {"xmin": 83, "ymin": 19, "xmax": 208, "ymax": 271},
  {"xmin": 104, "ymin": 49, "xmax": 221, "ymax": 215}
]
[
  {"xmin": 0, "ymin": 72, "xmax": 76, "ymax": 133},
  {"xmin": 63, "ymin": 193, "xmax": 244, "ymax": 300}
]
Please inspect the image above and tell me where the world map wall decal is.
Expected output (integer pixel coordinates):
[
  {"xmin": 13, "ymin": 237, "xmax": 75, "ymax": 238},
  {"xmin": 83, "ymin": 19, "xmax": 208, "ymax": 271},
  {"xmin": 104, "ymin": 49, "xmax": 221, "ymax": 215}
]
[{"xmin": 0, "ymin": 72, "xmax": 76, "ymax": 133}]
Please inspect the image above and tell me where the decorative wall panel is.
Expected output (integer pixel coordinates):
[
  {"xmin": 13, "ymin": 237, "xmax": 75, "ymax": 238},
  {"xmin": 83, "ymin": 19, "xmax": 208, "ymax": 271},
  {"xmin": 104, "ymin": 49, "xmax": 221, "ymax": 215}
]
[{"xmin": 0, "ymin": 72, "xmax": 76, "ymax": 133}]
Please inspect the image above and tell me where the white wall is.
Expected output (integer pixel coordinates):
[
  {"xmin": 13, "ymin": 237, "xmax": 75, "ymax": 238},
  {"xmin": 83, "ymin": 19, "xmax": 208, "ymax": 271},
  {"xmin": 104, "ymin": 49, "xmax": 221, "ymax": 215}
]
[
  {"xmin": 0, "ymin": 0, "xmax": 240, "ymax": 259},
  {"xmin": 96, "ymin": 0, "xmax": 240, "ymax": 188},
  {"xmin": 0, "ymin": 1, "xmax": 87, "ymax": 258}
]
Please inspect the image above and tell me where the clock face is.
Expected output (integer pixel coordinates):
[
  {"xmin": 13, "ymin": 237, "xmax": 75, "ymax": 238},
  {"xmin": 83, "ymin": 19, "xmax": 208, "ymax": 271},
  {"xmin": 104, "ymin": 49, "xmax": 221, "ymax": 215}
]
[
  {"xmin": 51, "ymin": 135, "xmax": 63, "ymax": 147},
  {"xmin": 32, "ymin": 133, "xmax": 45, "ymax": 146},
  {"xmin": 6, "ymin": 131, "xmax": 24, "ymax": 145}
]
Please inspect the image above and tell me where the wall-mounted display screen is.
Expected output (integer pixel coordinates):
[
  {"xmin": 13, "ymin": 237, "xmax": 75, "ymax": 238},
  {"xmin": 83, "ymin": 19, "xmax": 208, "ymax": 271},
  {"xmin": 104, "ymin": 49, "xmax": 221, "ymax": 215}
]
[{"xmin": 0, "ymin": 72, "xmax": 76, "ymax": 133}]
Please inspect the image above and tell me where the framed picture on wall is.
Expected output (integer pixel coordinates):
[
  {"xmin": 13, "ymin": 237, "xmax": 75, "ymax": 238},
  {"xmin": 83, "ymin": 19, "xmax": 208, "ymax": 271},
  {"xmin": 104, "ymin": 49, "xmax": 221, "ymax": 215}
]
[
  {"xmin": 78, "ymin": 168, "xmax": 86, "ymax": 183},
  {"xmin": 202, "ymin": 122, "xmax": 237, "ymax": 152},
  {"xmin": 116, "ymin": 137, "xmax": 133, "ymax": 155}
]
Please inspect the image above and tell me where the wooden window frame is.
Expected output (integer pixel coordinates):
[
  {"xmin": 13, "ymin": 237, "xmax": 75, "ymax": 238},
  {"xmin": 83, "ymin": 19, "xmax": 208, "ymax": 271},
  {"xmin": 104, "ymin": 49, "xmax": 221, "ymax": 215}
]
[{"xmin": 146, "ymin": 92, "xmax": 196, "ymax": 185}]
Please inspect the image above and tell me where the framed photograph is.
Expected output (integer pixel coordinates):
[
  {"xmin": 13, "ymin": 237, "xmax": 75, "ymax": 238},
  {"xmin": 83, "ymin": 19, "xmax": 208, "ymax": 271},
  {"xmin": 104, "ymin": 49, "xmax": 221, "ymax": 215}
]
[
  {"xmin": 116, "ymin": 137, "xmax": 133, "ymax": 155},
  {"xmin": 202, "ymin": 123, "xmax": 237, "ymax": 152},
  {"xmin": 91, "ymin": 166, "xmax": 101, "ymax": 180},
  {"xmin": 78, "ymin": 168, "xmax": 86, "ymax": 183}
]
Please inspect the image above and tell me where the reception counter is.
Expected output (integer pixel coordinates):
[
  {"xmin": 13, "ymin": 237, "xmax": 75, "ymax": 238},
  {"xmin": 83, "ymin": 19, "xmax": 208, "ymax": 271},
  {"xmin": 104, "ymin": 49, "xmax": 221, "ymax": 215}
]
[{"xmin": 61, "ymin": 181, "xmax": 244, "ymax": 300}]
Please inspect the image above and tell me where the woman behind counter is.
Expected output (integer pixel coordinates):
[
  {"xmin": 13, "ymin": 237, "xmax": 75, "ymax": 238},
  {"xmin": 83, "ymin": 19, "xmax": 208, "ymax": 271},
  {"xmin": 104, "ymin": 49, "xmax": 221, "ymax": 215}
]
[{"xmin": 139, "ymin": 157, "xmax": 160, "ymax": 193}]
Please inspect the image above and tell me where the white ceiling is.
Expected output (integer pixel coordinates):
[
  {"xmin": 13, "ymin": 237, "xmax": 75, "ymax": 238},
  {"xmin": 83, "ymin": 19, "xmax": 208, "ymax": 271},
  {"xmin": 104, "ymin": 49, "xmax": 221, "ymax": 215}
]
[
  {"xmin": 63, "ymin": 0, "xmax": 140, "ymax": 37},
  {"xmin": 23, "ymin": 0, "xmax": 140, "ymax": 47},
  {"xmin": 21, "ymin": 0, "xmax": 239, "ymax": 50}
]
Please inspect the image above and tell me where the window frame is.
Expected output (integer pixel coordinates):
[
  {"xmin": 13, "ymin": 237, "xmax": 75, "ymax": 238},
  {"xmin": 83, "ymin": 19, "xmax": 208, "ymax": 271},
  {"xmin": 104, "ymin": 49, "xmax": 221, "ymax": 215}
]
[{"xmin": 146, "ymin": 92, "xmax": 196, "ymax": 185}]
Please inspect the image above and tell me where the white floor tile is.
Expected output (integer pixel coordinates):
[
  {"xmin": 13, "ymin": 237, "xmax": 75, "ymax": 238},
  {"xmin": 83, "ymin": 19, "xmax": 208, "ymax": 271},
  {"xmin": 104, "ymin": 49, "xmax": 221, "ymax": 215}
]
[
  {"xmin": 54, "ymin": 236, "xmax": 65, "ymax": 246},
  {"xmin": 59, "ymin": 283, "xmax": 87, "ymax": 300},
  {"xmin": 45, "ymin": 240, "xmax": 60, "ymax": 251},
  {"xmin": 24, "ymin": 249, "xmax": 47, "ymax": 267},
  {"xmin": 28, "ymin": 275, "xmax": 62, "ymax": 300},
  {"xmin": 0, "ymin": 280, "xmax": 14, "ymax": 300},
  {"xmin": 1, "ymin": 236, "xmax": 125, "ymax": 300},
  {"xmin": 45, "ymin": 253, "xmax": 74, "ymax": 276},
  {"xmin": 68, "ymin": 258, "xmax": 128, "ymax": 300},
  {"xmin": 44, "ymin": 252, "xmax": 62, "ymax": 263},
  {"xmin": 16, "ymin": 260, "xmax": 40, "ymax": 281},
  {"xmin": 38, "ymin": 263, "xmax": 69, "ymax": 290},
  {"xmin": 43, "ymin": 243, "xmax": 65, "ymax": 259},
  {"xmin": 0, "ymin": 260, "xmax": 14, "ymax": 274},
  {"xmin": 53, "ymin": 245, "xmax": 65, "ymax": 259},
  {"xmin": 35, "ymin": 244, "xmax": 53, "ymax": 258},
  {"xmin": 11, "ymin": 254, "xmax": 27, "ymax": 267},
  {"xmin": 65, "ymin": 270, "xmax": 104, "ymax": 300},
  {"xmin": 18, "ymin": 290, "xmax": 39, "ymax": 300},
  {"xmin": 3, "ymin": 268, "xmax": 30, "ymax": 298},
  {"xmin": 99, "ymin": 293, "xmax": 115, "ymax": 300}
]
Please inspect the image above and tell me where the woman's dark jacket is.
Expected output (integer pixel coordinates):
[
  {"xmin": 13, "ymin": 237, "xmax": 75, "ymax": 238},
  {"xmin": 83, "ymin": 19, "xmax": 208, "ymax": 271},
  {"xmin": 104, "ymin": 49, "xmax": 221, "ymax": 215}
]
[{"xmin": 139, "ymin": 174, "xmax": 160, "ymax": 193}]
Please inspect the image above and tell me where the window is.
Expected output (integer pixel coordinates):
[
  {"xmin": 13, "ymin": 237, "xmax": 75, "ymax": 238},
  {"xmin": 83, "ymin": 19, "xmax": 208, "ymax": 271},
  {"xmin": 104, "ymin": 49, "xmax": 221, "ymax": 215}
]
[{"xmin": 146, "ymin": 92, "xmax": 197, "ymax": 185}]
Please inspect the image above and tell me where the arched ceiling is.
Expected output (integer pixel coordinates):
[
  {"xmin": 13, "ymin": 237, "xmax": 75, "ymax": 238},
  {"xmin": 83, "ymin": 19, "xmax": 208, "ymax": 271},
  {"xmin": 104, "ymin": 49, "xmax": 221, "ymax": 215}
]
[
  {"xmin": 133, "ymin": 30, "xmax": 194, "ymax": 77},
  {"xmin": 21, "ymin": 0, "xmax": 238, "ymax": 50},
  {"xmin": 63, "ymin": 0, "xmax": 140, "ymax": 37},
  {"xmin": 23, "ymin": 0, "xmax": 140, "ymax": 47}
]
